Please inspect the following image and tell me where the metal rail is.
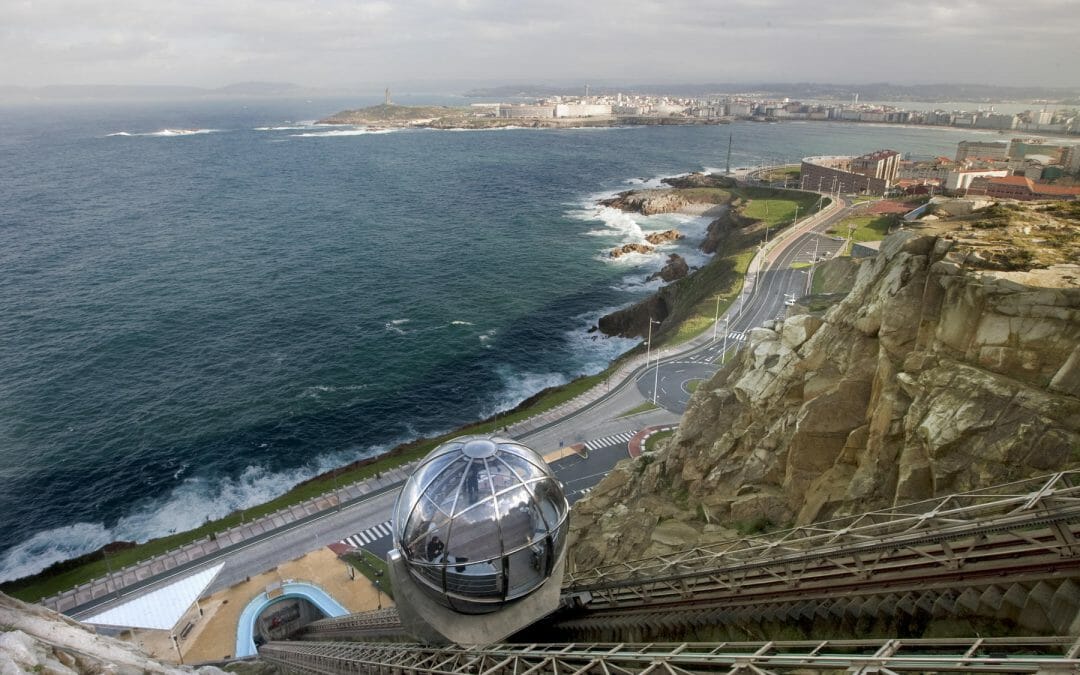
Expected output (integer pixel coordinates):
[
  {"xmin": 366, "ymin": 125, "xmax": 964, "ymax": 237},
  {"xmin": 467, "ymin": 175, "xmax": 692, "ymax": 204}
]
[
  {"xmin": 261, "ymin": 637, "xmax": 1080, "ymax": 674},
  {"xmin": 300, "ymin": 473, "xmax": 1080, "ymax": 642},
  {"xmin": 303, "ymin": 608, "xmax": 404, "ymax": 640},
  {"xmin": 565, "ymin": 472, "xmax": 1080, "ymax": 601}
]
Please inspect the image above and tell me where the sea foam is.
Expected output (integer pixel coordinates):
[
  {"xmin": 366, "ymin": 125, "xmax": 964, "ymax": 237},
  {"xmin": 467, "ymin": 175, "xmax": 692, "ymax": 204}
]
[
  {"xmin": 0, "ymin": 443, "xmax": 391, "ymax": 584},
  {"xmin": 290, "ymin": 128, "xmax": 396, "ymax": 138}
]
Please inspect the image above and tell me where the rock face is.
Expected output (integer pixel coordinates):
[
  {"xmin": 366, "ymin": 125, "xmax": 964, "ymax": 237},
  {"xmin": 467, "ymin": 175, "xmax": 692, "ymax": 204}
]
[
  {"xmin": 647, "ymin": 254, "xmax": 690, "ymax": 283},
  {"xmin": 609, "ymin": 242, "xmax": 655, "ymax": 258},
  {"xmin": 701, "ymin": 207, "xmax": 760, "ymax": 254},
  {"xmin": 571, "ymin": 230, "xmax": 1080, "ymax": 570},
  {"xmin": 644, "ymin": 229, "xmax": 684, "ymax": 245},
  {"xmin": 0, "ymin": 592, "xmax": 225, "ymax": 675},
  {"xmin": 601, "ymin": 190, "xmax": 714, "ymax": 215}
]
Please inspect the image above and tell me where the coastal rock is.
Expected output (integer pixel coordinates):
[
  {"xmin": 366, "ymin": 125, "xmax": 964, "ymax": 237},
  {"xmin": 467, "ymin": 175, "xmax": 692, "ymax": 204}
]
[
  {"xmin": 701, "ymin": 208, "xmax": 761, "ymax": 254},
  {"xmin": 597, "ymin": 289, "xmax": 677, "ymax": 338},
  {"xmin": 0, "ymin": 592, "xmax": 225, "ymax": 675},
  {"xmin": 601, "ymin": 190, "xmax": 721, "ymax": 216},
  {"xmin": 644, "ymin": 229, "xmax": 684, "ymax": 245},
  {"xmin": 572, "ymin": 219, "xmax": 1080, "ymax": 568},
  {"xmin": 646, "ymin": 254, "xmax": 690, "ymax": 283},
  {"xmin": 662, "ymin": 173, "xmax": 738, "ymax": 190},
  {"xmin": 609, "ymin": 243, "xmax": 655, "ymax": 258}
]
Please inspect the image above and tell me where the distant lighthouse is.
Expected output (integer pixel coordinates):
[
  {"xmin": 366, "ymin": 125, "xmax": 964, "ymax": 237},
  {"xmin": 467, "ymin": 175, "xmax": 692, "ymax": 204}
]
[{"xmin": 385, "ymin": 88, "xmax": 392, "ymax": 106}]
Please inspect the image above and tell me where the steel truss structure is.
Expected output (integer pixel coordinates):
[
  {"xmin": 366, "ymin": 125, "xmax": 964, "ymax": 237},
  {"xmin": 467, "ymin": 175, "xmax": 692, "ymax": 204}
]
[
  {"xmin": 304, "ymin": 608, "xmax": 404, "ymax": 640},
  {"xmin": 261, "ymin": 637, "xmax": 1080, "ymax": 674},
  {"xmin": 563, "ymin": 472, "xmax": 1080, "ymax": 610},
  {"xmin": 280, "ymin": 473, "xmax": 1080, "ymax": 671}
]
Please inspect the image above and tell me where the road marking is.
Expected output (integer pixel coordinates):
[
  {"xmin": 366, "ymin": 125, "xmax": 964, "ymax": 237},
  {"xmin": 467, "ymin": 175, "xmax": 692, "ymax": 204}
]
[
  {"xmin": 342, "ymin": 519, "xmax": 392, "ymax": 549},
  {"xmin": 583, "ymin": 431, "xmax": 636, "ymax": 451}
]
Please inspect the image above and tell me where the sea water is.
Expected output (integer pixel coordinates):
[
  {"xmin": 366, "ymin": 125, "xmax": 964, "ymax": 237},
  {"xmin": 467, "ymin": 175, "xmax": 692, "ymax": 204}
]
[{"xmin": 0, "ymin": 96, "xmax": 988, "ymax": 581}]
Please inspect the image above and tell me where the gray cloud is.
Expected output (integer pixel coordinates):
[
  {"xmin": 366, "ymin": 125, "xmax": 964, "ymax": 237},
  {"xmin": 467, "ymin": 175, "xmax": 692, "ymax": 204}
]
[{"xmin": 1, "ymin": 0, "xmax": 1076, "ymax": 88}]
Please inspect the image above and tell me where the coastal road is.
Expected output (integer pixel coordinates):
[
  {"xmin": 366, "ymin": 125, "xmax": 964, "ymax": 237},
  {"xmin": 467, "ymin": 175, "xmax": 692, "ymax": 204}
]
[
  {"xmin": 66, "ymin": 185, "xmax": 856, "ymax": 621},
  {"xmin": 636, "ymin": 201, "xmax": 851, "ymax": 412}
]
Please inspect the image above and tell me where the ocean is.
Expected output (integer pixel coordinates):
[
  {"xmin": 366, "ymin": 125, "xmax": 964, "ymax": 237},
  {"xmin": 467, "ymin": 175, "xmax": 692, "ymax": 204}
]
[{"xmin": 0, "ymin": 96, "xmax": 991, "ymax": 582}]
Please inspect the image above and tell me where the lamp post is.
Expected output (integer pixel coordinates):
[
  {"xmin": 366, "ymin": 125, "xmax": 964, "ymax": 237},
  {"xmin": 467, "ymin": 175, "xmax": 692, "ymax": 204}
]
[
  {"xmin": 645, "ymin": 318, "xmax": 661, "ymax": 402},
  {"xmin": 652, "ymin": 348, "xmax": 662, "ymax": 405},
  {"xmin": 712, "ymin": 295, "xmax": 721, "ymax": 341},
  {"xmin": 644, "ymin": 317, "xmax": 660, "ymax": 370},
  {"xmin": 171, "ymin": 635, "xmax": 184, "ymax": 665}
]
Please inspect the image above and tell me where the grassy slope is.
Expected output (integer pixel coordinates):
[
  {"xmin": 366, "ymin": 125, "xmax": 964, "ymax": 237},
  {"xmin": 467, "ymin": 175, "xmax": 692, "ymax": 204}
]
[
  {"xmin": 828, "ymin": 214, "xmax": 896, "ymax": 242},
  {"xmin": 1, "ymin": 183, "xmax": 820, "ymax": 602}
]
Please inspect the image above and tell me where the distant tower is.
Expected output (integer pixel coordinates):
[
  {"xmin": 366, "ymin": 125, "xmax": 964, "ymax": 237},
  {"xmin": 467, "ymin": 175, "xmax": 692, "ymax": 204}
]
[
  {"xmin": 585, "ymin": 84, "xmax": 589, "ymax": 101},
  {"xmin": 853, "ymin": 93, "xmax": 859, "ymax": 105},
  {"xmin": 385, "ymin": 88, "xmax": 392, "ymax": 106}
]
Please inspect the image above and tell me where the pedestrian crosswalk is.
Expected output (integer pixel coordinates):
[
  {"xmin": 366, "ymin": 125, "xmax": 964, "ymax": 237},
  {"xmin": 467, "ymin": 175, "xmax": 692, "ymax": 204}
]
[
  {"xmin": 583, "ymin": 431, "xmax": 636, "ymax": 451},
  {"xmin": 341, "ymin": 520, "xmax": 392, "ymax": 549}
]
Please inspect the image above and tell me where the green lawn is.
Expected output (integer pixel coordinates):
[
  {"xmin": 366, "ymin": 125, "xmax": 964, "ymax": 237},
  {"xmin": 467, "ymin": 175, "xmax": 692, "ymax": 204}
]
[
  {"xmin": 828, "ymin": 214, "xmax": 895, "ymax": 242},
  {"xmin": 343, "ymin": 549, "xmax": 394, "ymax": 600},
  {"xmin": 618, "ymin": 401, "xmax": 659, "ymax": 418},
  {"xmin": 759, "ymin": 166, "xmax": 800, "ymax": 182},
  {"xmin": 739, "ymin": 189, "xmax": 823, "ymax": 229},
  {"xmin": 790, "ymin": 261, "xmax": 811, "ymax": 269},
  {"xmin": 644, "ymin": 430, "xmax": 675, "ymax": 453},
  {"xmin": 685, "ymin": 379, "xmax": 703, "ymax": 393}
]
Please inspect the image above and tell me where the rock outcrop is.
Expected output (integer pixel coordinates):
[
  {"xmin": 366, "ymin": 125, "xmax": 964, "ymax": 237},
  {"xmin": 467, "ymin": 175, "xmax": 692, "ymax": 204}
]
[
  {"xmin": 644, "ymin": 229, "xmax": 684, "ymax": 246},
  {"xmin": 572, "ymin": 226, "xmax": 1080, "ymax": 570},
  {"xmin": 601, "ymin": 190, "xmax": 720, "ymax": 215},
  {"xmin": 0, "ymin": 592, "xmax": 225, "ymax": 675},
  {"xmin": 609, "ymin": 243, "xmax": 655, "ymax": 258},
  {"xmin": 647, "ymin": 254, "xmax": 690, "ymax": 283}
]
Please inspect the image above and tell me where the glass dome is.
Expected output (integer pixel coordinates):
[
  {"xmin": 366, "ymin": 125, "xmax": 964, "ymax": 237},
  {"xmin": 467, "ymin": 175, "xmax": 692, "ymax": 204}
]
[{"xmin": 392, "ymin": 435, "xmax": 569, "ymax": 614}]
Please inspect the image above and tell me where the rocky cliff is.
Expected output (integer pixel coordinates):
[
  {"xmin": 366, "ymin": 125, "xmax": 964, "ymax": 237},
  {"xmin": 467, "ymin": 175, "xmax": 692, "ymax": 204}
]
[
  {"xmin": 572, "ymin": 212, "xmax": 1080, "ymax": 570},
  {"xmin": 0, "ymin": 592, "xmax": 227, "ymax": 675}
]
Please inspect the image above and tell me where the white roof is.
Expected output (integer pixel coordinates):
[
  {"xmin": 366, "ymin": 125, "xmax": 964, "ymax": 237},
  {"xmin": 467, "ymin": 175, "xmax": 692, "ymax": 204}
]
[{"xmin": 83, "ymin": 563, "xmax": 224, "ymax": 631}]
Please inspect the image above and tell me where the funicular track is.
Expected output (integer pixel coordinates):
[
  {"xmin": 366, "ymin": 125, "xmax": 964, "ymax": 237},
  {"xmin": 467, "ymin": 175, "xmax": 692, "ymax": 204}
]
[
  {"xmin": 261, "ymin": 636, "xmax": 1080, "ymax": 674},
  {"xmin": 276, "ymin": 472, "xmax": 1080, "ymax": 672}
]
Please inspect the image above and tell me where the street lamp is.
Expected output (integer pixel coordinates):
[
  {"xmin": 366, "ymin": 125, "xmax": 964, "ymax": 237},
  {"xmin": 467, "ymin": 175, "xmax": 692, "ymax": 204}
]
[
  {"xmin": 644, "ymin": 317, "xmax": 661, "ymax": 370},
  {"xmin": 722, "ymin": 315, "xmax": 731, "ymax": 359},
  {"xmin": 712, "ymin": 295, "xmax": 721, "ymax": 342},
  {"xmin": 652, "ymin": 348, "xmax": 662, "ymax": 405}
]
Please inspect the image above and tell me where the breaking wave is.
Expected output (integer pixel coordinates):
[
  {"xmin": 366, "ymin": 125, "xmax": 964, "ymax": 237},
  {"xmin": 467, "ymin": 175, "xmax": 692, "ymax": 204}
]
[
  {"xmin": 290, "ymin": 128, "xmax": 396, "ymax": 138},
  {"xmin": 0, "ymin": 444, "xmax": 391, "ymax": 583}
]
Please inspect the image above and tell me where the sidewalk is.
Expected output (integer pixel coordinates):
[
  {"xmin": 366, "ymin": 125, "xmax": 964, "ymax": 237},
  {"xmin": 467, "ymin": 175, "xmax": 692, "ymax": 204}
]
[{"xmin": 43, "ymin": 462, "xmax": 419, "ymax": 615}]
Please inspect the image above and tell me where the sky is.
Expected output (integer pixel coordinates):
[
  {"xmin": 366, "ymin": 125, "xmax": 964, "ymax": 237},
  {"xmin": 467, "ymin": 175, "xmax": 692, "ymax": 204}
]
[{"xmin": 2, "ymin": 0, "xmax": 1079, "ymax": 90}]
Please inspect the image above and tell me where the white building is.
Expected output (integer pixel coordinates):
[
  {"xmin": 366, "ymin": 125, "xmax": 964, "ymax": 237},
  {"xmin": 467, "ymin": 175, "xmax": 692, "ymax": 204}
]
[
  {"xmin": 553, "ymin": 103, "xmax": 612, "ymax": 118},
  {"xmin": 945, "ymin": 169, "xmax": 1010, "ymax": 192}
]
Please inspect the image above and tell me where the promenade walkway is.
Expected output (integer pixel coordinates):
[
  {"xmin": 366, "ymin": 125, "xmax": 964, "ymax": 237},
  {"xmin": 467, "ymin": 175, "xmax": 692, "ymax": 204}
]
[{"xmin": 42, "ymin": 462, "xmax": 418, "ymax": 615}]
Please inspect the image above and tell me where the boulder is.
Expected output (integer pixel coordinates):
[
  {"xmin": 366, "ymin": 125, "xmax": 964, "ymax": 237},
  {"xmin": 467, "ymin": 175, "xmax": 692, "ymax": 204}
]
[
  {"xmin": 609, "ymin": 242, "xmax": 655, "ymax": 258},
  {"xmin": 644, "ymin": 229, "xmax": 684, "ymax": 245},
  {"xmin": 647, "ymin": 254, "xmax": 690, "ymax": 282}
]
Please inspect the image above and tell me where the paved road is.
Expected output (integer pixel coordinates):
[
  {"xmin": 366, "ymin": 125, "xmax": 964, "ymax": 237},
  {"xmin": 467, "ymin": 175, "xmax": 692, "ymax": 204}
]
[
  {"xmin": 346, "ymin": 438, "xmax": 635, "ymax": 562},
  {"xmin": 70, "ymin": 184, "xmax": 859, "ymax": 621},
  {"xmin": 636, "ymin": 204, "xmax": 853, "ymax": 412}
]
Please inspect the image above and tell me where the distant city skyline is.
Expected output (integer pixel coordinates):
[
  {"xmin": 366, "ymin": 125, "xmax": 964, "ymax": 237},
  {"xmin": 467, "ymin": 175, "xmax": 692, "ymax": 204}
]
[{"xmin": 2, "ymin": 0, "xmax": 1078, "ymax": 90}]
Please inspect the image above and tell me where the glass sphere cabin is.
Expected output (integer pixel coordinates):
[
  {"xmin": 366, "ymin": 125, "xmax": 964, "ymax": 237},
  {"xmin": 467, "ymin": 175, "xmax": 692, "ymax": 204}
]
[{"xmin": 392, "ymin": 435, "xmax": 569, "ymax": 614}]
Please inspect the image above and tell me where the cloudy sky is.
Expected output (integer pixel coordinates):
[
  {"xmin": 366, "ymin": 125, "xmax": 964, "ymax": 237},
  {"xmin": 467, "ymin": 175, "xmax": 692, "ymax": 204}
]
[{"xmin": 2, "ymin": 0, "xmax": 1078, "ymax": 89}]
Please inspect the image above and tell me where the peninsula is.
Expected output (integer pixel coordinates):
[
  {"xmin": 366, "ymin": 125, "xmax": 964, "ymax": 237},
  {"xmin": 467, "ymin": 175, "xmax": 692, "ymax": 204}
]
[{"xmin": 316, "ymin": 103, "xmax": 729, "ymax": 129}]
